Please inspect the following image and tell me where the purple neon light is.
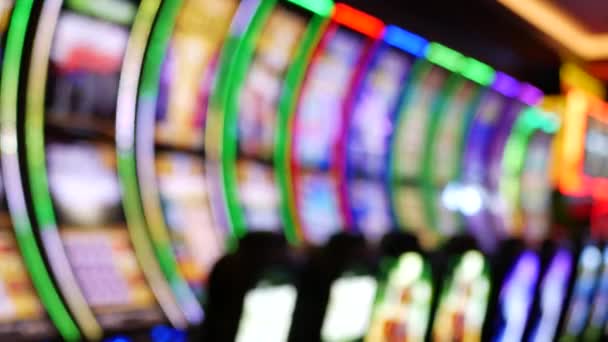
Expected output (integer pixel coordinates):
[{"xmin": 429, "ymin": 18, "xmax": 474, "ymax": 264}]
[
  {"xmin": 491, "ymin": 72, "xmax": 520, "ymax": 98},
  {"xmin": 517, "ymin": 83, "xmax": 543, "ymax": 106}
]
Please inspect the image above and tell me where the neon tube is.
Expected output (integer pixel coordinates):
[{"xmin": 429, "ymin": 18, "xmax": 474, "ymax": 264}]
[
  {"xmin": 2, "ymin": 0, "xmax": 81, "ymax": 340},
  {"xmin": 219, "ymin": 0, "xmax": 278, "ymax": 238},
  {"xmin": 500, "ymin": 108, "xmax": 558, "ymax": 239},
  {"xmin": 25, "ymin": 1, "xmax": 102, "ymax": 339},
  {"xmin": 383, "ymin": 25, "xmax": 428, "ymax": 57},
  {"xmin": 205, "ymin": 0, "xmax": 263, "ymax": 247},
  {"xmin": 115, "ymin": 0, "xmax": 189, "ymax": 328},
  {"xmin": 331, "ymin": 3, "xmax": 383, "ymax": 39},
  {"xmin": 336, "ymin": 21, "xmax": 384, "ymax": 230},
  {"xmin": 276, "ymin": 10, "xmax": 332, "ymax": 244},
  {"xmin": 342, "ymin": 26, "xmax": 422, "ymax": 237}
]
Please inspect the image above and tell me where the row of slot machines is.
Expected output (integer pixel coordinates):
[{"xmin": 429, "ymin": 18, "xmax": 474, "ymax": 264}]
[
  {"xmin": 202, "ymin": 231, "xmax": 608, "ymax": 342},
  {"xmin": 0, "ymin": 0, "xmax": 606, "ymax": 340}
]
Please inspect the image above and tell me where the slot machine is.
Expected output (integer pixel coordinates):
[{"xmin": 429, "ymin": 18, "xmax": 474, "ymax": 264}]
[
  {"xmin": 486, "ymin": 83, "xmax": 543, "ymax": 241},
  {"xmin": 289, "ymin": 3, "xmax": 384, "ymax": 245},
  {"xmin": 458, "ymin": 72, "xmax": 524, "ymax": 251},
  {"xmin": 0, "ymin": 3, "xmax": 66, "ymax": 340},
  {"xmin": 431, "ymin": 240, "xmax": 491, "ymax": 342},
  {"xmin": 202, "ymin": 0, "xmax": 334, "ymax": 340},
  {"xmin": 218, "ymin": 0, "xmax": 333, "ymax": 241},
  {"xmin": 555, "ymin": 89, "xmax": 608, "ymax": 340},
  {"xmin": 16, "ymin": 0, "xmax": 186, "ymax": 338},
  {"xmin": 343, "ymin": 25, "xmax": 427, "ymax": 242},
  {"xmin": 482, "ymin": 108, "xmax": 559, "ymax": 341},
  {"xmin": 126, "ymin": 0, "xmax": 240, "ymax": 326},
  {"xmin": 419, "ymin": 56, "xmax": 495, "ymax": 245},
  {"xmin": 290, "ymin": 233, "xmax": 377, "ymax": 342},
  {"xmin": 499, "ymin": 107, "xmax": 559, "ymax": 243},
  {"xmin": 487, "ymin": 248, "xmax": 540, "ymax": 342},
  {"xmin": 525, "ymin": 245, "xmax": 575, "ymax": 342},
  {"xmin": 390, "ymin": 42, "xmax": 480, "ymax": 248},
  {"xmin": 366, "ymin": 235, "xmax": 433, "ymax": 341}
]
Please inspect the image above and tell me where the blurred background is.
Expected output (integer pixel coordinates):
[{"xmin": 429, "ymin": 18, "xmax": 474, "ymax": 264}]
[{"xmin": 0, "ymin": 0, "xmax": 607, "ymax": 341}]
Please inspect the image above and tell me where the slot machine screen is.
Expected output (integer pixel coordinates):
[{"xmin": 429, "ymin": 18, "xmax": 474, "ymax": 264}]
[
  {"xmin": 293, "ymin": 26, "xmax": 368, "ymax": 241},
  {"xmin": 493, "ymin": 251, "xmax": 540, "ymax": 342},
  {"xmin": 294, "ymin": 27, "xmax": 366, "ymax": 169},
  {"xmin": 367, "ymin": 252, "xmax": 432, "ymax": 342},
  {"xmin": 43, "ymin": 2, "xmax": 164, "ymax": 329},
  {"xmin": 235, "ymin": 3, "xmax": 307, "ymax": 231},
  {"xmin": 432, "ymin": 80, "xmax": 478, "ymax": 186},
  {"xmin": 429, "ymin": 79, "xmax": 480, "ymax": 236},
  {"xmin": 391, "ymin": 62, "xmax": 450, "ymax": 236},
  {"xmin": 235, "ymin": 284, "xmax": 297, "ymax": 342},
  {"xmin": 462, "ymin": 90, "xmax": 507, "ymax": 186},
  {"xmin": 393, "ymin": 64, "xmax": 449, "ymax": 180},
  {"xmin": 347, "ymin": 47, "xmax": 411, "ymax": 178},
  {"xmin": 349, "ymin": 180, "xmax": 392, "ymax": 241},
  {"xmin": 0, "ymin": 180, "xmax": 56, "ymax": 339},
  {"xmin": 530, "ymin": 249, "xmax": 573, "ymax": 342},
  {"xmin": 583, "ymin": 116, "xmax": 608, "ymax": 179},
  {"xmin": 520, "ymin": 132, "xmax": 553, "ymax": 243},
  {"xmin": 321, "ymin": 275, "xmax": 377, "ymax": 342},
  {"xmin": 585, "ymin": 247, "xmax": 608, "ymax": 339},
  {"xmin": 433, "ymin": 250, "xmax": 490, "ymax": 341},
  {"xmin": 346, "ymin": 44, "xmax": 412, "ymax": 236},
  {"xmin": 150, "ymin": 0, "xmax": 238, "ymax": 301},
  {"xmin": 156, "ymin": 153, "xmax": 223, "ymax": 299},
  {"xmin": 298, "ymin": 174, "xmax": 342, "ymax": 244},
  {"xmin": 562, "ymin": 245, "xmax": 602, "ymax": 338},
  {"xmin": 155, "ymin": 0, "xmax": 238, "ymax": 149}
]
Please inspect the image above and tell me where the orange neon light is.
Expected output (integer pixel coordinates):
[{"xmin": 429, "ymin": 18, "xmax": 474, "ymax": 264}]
[
  {"xmin": 332, "ymin": 3, "xmax": 384, "ymax": 39},
  {"xmin": 559, "ymin": 89, "xmax": 608, "ymax": 198},
  {"xmin": 498, "ymin": 0, "xmax": 608, "ymax": 61}
]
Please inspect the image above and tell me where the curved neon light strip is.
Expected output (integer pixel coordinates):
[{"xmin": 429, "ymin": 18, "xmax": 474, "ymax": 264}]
[
  {"xmin": 205, "ymin": 0, "xmax": 262, "ymax": 247},
  {"xmin": 383, "ymin": 25, "xmax": 428, "ymax": 57},
  {"xmin": 115, "ymin": 0, "xmax": 189, "ymax": 328},
  {"xmin": 325, "ymin": 3, "xmax": 385, "ymax": 229},
  {"xmin": 336, "ymin": 25, "xmax": 384, "ymax": 230},
  {"xmin": 220, "ymin": 0, "xmax": 278, "ymax": 238},
  {"xmin": 500, "ymin": 108, "xmax": 559, "ymax": 238},
  {"xmin": 122, "ymin": 0, "xmax": 205, "ymax": 325},
  {"xmin": 276, "ymin": 12, "xmax": 331, "ymax": 244},
  {"xmin": 289, "ymin": 21, "xmax": 337, "ymax": 242},
  {"xmin": 25, "ymin": 0, "xmax": 102, "ymax": 339},
  {"xmin": 2, "ymin": 0, "xmax": 82, "ymax": 340}
]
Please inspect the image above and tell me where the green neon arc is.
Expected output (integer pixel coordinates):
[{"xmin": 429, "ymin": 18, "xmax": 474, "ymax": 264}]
[
  {"xmin": 116, "ymin": 0, "xmax": 192, "ymax": 328},
  {"xmin": 206, "ymin": 1, "xmax": 264, "ymax": 249},
  {"xmin": 130, "ymin": 0, "xmax": 207, "ymax": 323},
  {"xmin": 276, "ymin": 14, "xmax": 330, "ymax": 244},
  {"xmin": 220, "ymin": 0, "xmax": 278, "ymax": 239},
  {"xmin": 1, "ymin": 1, "xmax": 81, "ymax": 340},
  {"xmin": 500, "ymin": 108, "xmax": 555, "ymax": 229}
]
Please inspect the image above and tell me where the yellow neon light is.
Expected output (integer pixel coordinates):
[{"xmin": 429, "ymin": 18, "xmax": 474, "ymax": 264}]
[{"xmin": 498, "ymin": 0, "xmax": 608, "ymax": 61}]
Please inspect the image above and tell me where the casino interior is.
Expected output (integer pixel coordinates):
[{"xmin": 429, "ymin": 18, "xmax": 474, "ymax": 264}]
[{"xmin": 0, "ymin": 0, "xmax": 607, "ymax": 341}]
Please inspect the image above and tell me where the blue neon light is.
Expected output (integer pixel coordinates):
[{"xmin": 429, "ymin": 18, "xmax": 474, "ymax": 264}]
[{"xmin": 383, "ymin": 25, "xmax": 428, "ymax": 57}]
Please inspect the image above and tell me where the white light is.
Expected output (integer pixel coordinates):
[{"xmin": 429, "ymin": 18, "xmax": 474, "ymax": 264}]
[{"xmin": 581, "ymin": 246, "xmax": 602, "ymax": 270}]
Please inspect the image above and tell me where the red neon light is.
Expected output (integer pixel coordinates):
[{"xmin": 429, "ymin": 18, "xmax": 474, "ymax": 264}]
[{"xmin": 332, "ymin": 3, "xmax": 384, "ymax": 39}]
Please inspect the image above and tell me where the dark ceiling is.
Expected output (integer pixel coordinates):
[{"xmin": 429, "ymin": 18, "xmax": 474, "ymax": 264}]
[
  {"xmin": 341, "ymin": 0, "xmax": 564, "ymax": 93},
  {"xmin": 552, "ymin": 0, "xmax": 608, "ymax": 34}
]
